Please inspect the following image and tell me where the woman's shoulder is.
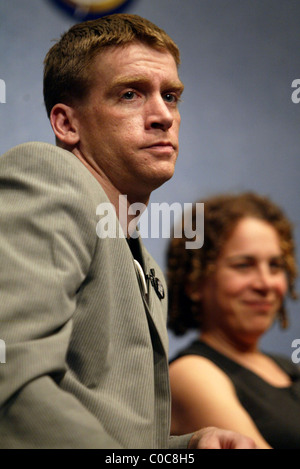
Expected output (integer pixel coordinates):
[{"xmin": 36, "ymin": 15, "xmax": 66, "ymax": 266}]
[{"xmin": 169, "ymin": 344, "xmax": 234, "ymax": 389}]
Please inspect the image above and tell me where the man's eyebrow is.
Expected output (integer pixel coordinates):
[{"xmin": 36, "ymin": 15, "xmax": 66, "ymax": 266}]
[
  {"xmin": 110, "ymin": 75, "xmax": 184, "ymax": 93},
  {"xmin": 165, "ymin": 80, "xmax": 185, "ymax": 94}
]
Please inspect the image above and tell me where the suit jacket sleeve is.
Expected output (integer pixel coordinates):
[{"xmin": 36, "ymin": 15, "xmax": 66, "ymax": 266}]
[{"xmin": 0, "ymin": 142, "xmax": 122, "ymax": 448}]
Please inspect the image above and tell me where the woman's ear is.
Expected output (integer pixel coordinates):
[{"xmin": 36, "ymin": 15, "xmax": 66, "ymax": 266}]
[
  {"xmin": 50, "ymin": 103, "xmax": 80, "ymax": 146},
  {"xmin": 185, "ymin": 282, "xmax": 203, "ymax": 302}
]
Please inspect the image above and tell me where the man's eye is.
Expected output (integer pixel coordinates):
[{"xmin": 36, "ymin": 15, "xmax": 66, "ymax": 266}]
[
  {"xmin": 163, "ymin": 93, "xmax": 177, "ymax": 103},
  {"xmin": 122, "ymin": 91, "xmax": 136, "ymax": 100}
]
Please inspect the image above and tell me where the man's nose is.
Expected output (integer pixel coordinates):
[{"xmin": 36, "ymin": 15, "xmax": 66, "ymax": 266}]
[{"xmin": 145, "ymin": 95, "xmax": 174, "ymax": 131}]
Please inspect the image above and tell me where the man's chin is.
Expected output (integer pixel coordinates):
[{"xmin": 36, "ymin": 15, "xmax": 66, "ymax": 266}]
[{"xmin": 152, "ymin": 168, "xmax": 175, "ymax": 189}]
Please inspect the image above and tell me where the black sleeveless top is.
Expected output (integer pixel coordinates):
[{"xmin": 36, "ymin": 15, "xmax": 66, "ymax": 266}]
[{"xmin": 171, "ymin": 340, "xmax": 300, "ymax": 449}]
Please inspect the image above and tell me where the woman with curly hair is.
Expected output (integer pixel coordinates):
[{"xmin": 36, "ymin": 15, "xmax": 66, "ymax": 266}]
[{"xmin": 167, "ymin": 192, "xmax": 300, "ymax": 449}]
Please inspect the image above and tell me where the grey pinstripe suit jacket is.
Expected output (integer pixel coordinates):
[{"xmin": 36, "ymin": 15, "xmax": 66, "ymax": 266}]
[{"xmin": 0, "ymin": 142, "xmax": 191, "ymax": 449}]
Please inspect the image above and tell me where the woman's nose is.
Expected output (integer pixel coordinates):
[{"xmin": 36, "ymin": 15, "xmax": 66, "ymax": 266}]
[{"xmin": 252, "ymin": 266, "xmax": 275, "ymax": 291}]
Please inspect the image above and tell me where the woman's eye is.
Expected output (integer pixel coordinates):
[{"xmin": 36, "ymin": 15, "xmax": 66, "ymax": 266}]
[
  {"xmin": 232, "ymin": 263, "xmax": 252, "ymax": 271},
  {"xmin": 270, "ymin": 262, "xmax": 285, "ymax": 272}
]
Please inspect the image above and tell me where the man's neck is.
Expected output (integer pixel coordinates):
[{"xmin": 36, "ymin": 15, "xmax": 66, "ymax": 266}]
[{"xmin": 71, "ymin": 147, "xmax": 149, "ymax": 237}]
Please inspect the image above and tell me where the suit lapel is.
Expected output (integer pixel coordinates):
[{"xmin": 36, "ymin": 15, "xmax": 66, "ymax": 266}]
[{"xmin": 138, "ymin": 239, "xmax": 169, "ymax": 359}]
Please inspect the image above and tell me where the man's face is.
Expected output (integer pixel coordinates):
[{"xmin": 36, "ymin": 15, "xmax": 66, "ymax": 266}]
[{"xmin": 73, "ymin": 42, "xmax": 184, "ymax": 203}]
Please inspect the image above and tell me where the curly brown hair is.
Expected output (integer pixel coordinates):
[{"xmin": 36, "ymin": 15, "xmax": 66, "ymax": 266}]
[
  {"xmin": 167, "ymin": 192, "xmax": 298, "ymax": 335},
  {"xmin": 43, "ymin": 13, "xmax": 180, "ymax": 117}
]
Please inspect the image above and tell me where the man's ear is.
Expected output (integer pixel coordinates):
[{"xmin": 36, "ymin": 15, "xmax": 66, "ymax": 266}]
[{"xmin": 50, "ymin": 103, "xmax": 80, "ymax": 146}]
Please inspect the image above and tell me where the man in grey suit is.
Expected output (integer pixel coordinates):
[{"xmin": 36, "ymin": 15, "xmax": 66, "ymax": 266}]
[{"xmin": 0, "ymin": 14, "xmax": 256, "ymax": 449}]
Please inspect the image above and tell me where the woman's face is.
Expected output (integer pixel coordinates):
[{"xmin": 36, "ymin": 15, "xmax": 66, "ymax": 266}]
[{"xmin": 199, "ymin": 217, "xmax": 288, "ymax": 343}]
